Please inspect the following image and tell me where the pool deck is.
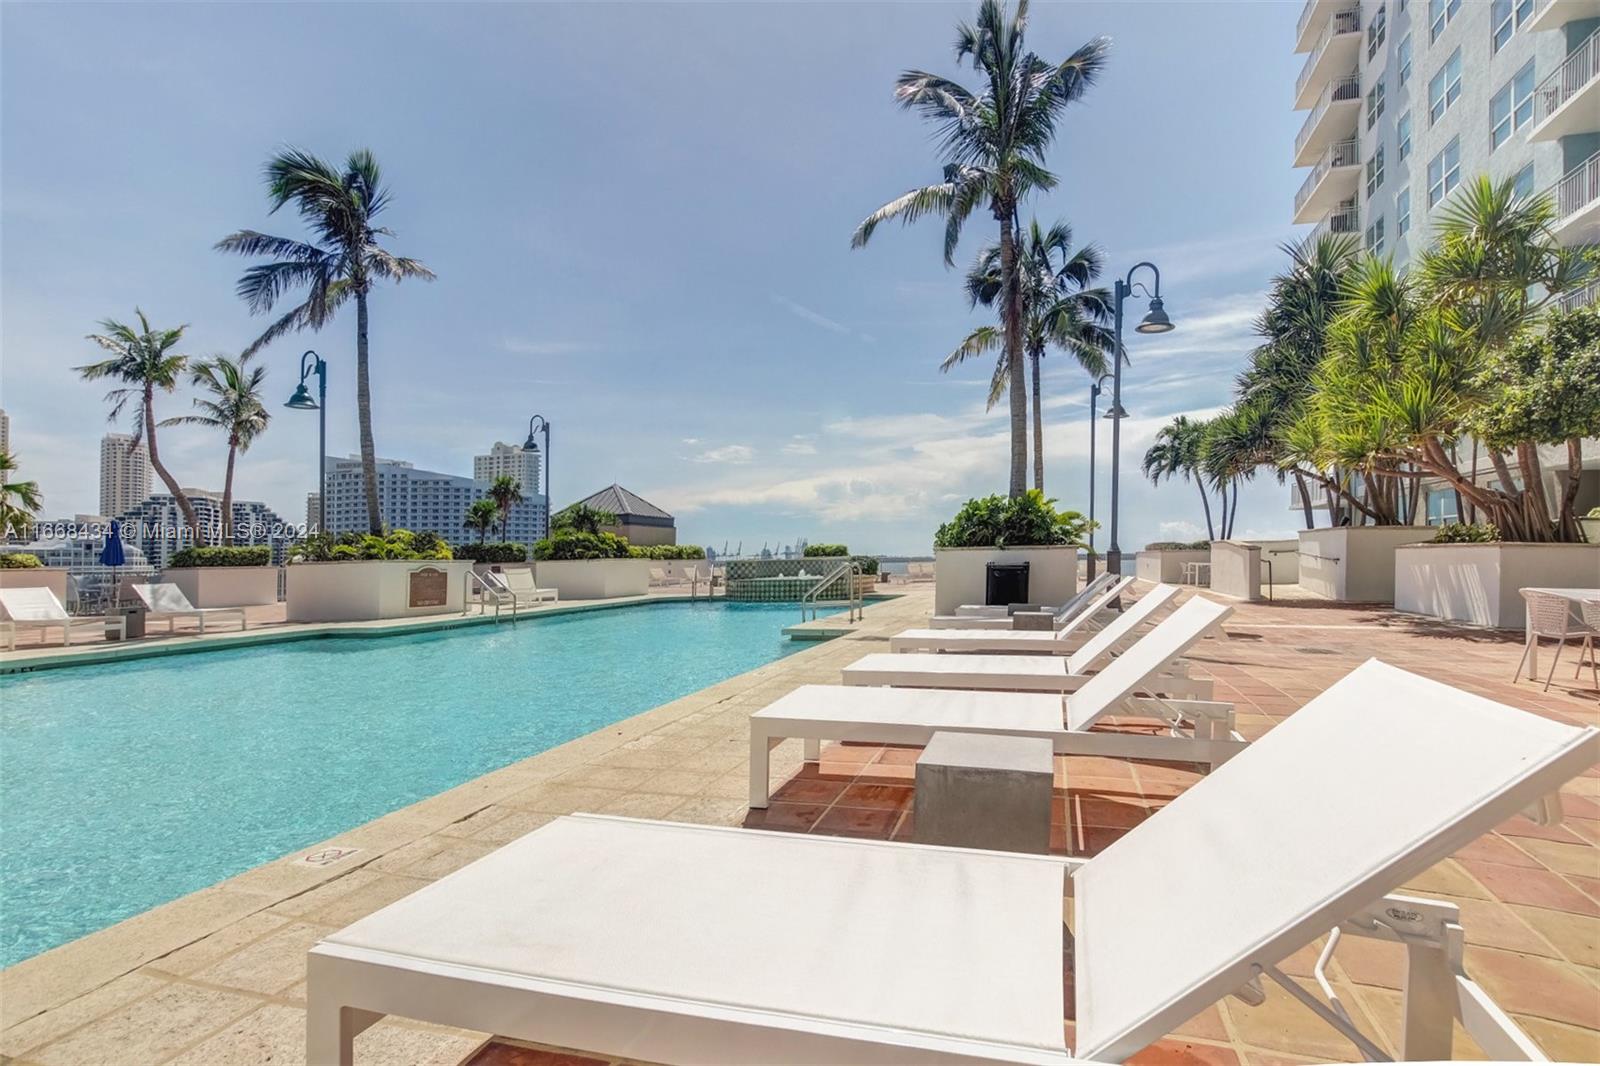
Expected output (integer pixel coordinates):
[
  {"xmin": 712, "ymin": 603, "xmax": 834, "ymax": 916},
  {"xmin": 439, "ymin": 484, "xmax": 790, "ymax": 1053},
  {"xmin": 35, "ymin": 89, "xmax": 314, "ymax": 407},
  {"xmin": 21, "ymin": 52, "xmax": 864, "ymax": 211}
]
[{"xmin": 2, "ymin": 584, "xmax": 1598, "ymax": 1065}]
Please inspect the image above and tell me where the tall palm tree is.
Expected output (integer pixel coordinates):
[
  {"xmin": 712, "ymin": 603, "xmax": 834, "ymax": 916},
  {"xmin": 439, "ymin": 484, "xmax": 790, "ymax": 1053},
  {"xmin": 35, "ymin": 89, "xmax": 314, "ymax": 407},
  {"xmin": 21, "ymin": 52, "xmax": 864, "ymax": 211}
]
[
  {"xmin": 852, "ymin": 0, "xmax": 1109, "ymax": 497},
  {"xmin": 76, "ymin": 311, "xmax": 200, "ymax": 537},
  {"xmin": 945, "ymin": 217, "xmax": 1114, "ymax": 489},
  {"xmin": 1141, "ymin": 415, "xmax": 1214, "ymax": 540},
  {"xmin": 463, "ymin": 498, "xmax": 498, "ymax": 544},
  {"xmin": 0, "ymin": 451, "xmax": 42, "ymax": 540},
  {"xmin": 217, "ymin": 148, "xmax": 435, "ymax": 534},
  {"xmin": 487, "ymin": 475, "xmax": 525, "ymax": 541},
  {"xmin": 160, "ymin": 357, "xmax": 270, "ymax": 541}
]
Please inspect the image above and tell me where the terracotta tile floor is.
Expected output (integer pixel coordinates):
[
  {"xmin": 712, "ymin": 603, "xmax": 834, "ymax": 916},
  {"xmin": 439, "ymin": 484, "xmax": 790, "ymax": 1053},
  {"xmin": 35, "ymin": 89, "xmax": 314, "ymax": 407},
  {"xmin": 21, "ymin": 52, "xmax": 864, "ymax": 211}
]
[{"xmin": 5, "ymin": 585, "xmax": 1598, "ymax": 1065}]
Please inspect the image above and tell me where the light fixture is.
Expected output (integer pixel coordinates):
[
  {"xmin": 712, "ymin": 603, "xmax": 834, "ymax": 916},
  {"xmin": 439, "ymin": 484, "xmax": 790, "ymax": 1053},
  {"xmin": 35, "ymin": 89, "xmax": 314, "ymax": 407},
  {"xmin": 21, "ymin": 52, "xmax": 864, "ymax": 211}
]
[{"xmin": 1137, "ymin": 297, "xmax": 1174, "ymax": 334}]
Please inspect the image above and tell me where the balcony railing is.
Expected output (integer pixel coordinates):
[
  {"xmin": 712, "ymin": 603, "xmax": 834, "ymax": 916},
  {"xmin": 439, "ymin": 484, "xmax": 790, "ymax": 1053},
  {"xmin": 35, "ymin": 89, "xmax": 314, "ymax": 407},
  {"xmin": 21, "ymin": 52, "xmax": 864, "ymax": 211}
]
[
  {"xmin": 1294, "ymin": 138, "xmax": 1361, "ymax": 215},
  {"xmin": 1554, "ymin": 150, "xmax": 1600, "ymax": 220},
  {"xmin": 1296, "ymin": 0, "xmax": 1320, "ymax": 45},
  {"xmin": 1311, "ymin": 201, "xmax": 1361, "ymax": 244},
  {"xmin": 1533, "ymin": 28, "xmax": 1599, "ymax": 126},
  {"xmin": 1296, "ymin": 8, "xmax": 1361, "ymax": 102},
  {"xmin": 1557, "ymin": 278, "xmax": 1599, "ymax": 313},
  {"xmin": 1295, "ymin": 73, "xmax": 1361, "ymax": 159}
]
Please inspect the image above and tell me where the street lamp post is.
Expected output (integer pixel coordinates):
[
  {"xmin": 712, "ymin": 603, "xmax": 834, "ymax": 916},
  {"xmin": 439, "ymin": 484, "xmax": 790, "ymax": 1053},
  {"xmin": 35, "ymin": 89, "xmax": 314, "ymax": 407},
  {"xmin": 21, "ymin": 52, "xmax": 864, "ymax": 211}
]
[
  {"xmin": 1085, "ymin": 372, "xmax": 1115, "ymax": 580},
  {"xmin": 284, "ymin": 350, "xmax": 328, "ymax": 534},
  {"xmin": 1106, "ymin": 263, "xmax": 1174, "ymax": 576},
  {"xmin": 525, "ymin": 415, "xmax": 550, "ymax": 535}
]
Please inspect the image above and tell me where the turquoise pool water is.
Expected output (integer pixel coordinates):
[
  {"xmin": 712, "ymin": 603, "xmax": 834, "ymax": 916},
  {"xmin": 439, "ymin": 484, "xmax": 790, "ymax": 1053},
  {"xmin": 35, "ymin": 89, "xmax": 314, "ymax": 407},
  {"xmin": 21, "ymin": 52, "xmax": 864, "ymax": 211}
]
[{"xmin": 0, "ymin": 601, "xmax": 804, "ymax": 966}]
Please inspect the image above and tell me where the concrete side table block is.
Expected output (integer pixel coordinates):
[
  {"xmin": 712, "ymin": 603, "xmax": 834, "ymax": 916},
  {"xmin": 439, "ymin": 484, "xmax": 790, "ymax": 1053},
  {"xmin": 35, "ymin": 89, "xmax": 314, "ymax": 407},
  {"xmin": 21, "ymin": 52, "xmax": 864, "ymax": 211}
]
[{"xmin": 914, "ymin": 731, "xmax": 1054, "ymax": 854}]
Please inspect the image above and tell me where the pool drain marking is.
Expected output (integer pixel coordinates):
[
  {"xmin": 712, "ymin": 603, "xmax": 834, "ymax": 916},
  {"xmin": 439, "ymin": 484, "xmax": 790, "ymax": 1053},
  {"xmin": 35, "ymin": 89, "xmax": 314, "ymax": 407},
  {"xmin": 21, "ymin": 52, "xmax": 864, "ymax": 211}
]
[{"xmin": 295, "ymin": 846, "xmax": 362, "ymax": 868}]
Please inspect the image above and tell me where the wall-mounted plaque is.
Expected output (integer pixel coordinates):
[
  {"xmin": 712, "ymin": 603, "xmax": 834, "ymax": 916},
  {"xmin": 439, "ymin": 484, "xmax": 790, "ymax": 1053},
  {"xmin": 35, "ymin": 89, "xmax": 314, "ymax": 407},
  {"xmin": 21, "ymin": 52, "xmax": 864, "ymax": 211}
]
[{"xmin": 408, "ymin": 565, "xmax": 448, "ymax": 608}]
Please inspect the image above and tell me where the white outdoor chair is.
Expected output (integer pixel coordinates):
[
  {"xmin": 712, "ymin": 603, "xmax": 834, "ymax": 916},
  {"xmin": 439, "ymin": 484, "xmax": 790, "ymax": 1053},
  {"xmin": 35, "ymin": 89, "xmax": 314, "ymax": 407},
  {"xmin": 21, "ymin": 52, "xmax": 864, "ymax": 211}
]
[
  {"xmin": 0, "ymin": 587, "xmax": 125, "ymax": 647},
  {"xmin": 1576, "ymin": 599, "xmax": 1600, "ymax": 693},
  {"xmin": 1514, "ymin": 589, "xmax": 1585, "ymax": 692},
  {"xmin": 907, "ymin": 579, "xmax": 1156, "ymax": 649},
  {"xmin": 132, "ymin": 583, "xmax": 248, "ymax": 634},
  {"xmin": 501, "ymin": 567, "xmax": 558, "ymax": 607},
  {"xmin": 307, "ymin": 660, "xmax": 1598, "ymax": 1066},
  {"xmin": 647, "ymin": 567, "xmax": 669, "ymax": 587}
]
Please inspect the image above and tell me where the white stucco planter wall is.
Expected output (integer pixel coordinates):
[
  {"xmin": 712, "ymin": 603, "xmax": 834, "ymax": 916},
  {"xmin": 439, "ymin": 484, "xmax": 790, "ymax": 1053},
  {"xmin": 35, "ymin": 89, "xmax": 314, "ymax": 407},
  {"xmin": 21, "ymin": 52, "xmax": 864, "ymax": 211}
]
[
  {"xmin": 1297, "ymin": 526, "xmax": 1435, "ymax": 603},
  {"xmin": 1209, "ymin": 541, "xmax": 1262, "ymax": 601},
  {"xmin": 0, "ymin": 568, "xmax": 69, "ymax": 601},
  {"xmin": 285, "ymin": 560, "xmax": 474, "ymax": 622},
  {"xmin": 1135, "ymin": 549, "xmax": 1210, "ymax": 584},
  {"xmin": 533, "ymin": 558, "xmax": 653, "ymax": 599},
  {"xmin": 1395, "ymin": 543, "xmax": 1600, "ymax": 629},
  {"xmin": 162, "ymin": 566, "xmax": 280, "ymax": 607},
  {"xmin": 932, "ymin": 546, "xmax": 1078, "ymax": 615},
  {"xmin": 1254, "ymin": 540, "xmax": 1300, "ymax": 585}
]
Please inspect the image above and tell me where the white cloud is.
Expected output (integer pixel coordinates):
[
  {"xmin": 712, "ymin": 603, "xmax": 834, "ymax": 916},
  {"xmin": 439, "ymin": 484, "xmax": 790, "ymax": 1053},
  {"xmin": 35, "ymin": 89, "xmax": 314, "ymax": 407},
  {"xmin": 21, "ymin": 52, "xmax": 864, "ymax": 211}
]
[
  {"xmin": 781, "ymin": 435, "xmax": 818, "ymax": 456},
  {"xmin": 689, "ymin": 443, "xmax": 755, "ymax": 464},
  {"xmin": 770, "ymin": 293, "xmax": 850, "ymax": 335},
  {"xmin": 1159, "ymin": 519, "xmax": 1204, "ymax": 540}
]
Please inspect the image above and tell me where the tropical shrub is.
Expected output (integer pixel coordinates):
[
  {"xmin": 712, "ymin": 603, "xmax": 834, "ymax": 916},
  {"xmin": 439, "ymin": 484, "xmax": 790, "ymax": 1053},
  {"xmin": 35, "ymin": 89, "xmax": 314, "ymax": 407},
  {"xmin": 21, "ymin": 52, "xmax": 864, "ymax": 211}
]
[
  {"xmin": 533, "ymin": 530, "xmax": 633, "ymax": 560},
  {"xmin": 628, "ymin": 544, "xmax": 706, "ymax": 560},
  {"xmin": 0, "ymin": 552, "xmax": 43, "ymax": 569},
  {"xmin": 803, "ymin": 544, "xmax": 849, "ymax": 557},
  {"xmin": 1430, "ymin": 522, "xmax": 1502, "ymax": 544},
  {"xmin": 292, "ymin": 530, "xmax": 453, "ymax": 562},
  {"xmin": 455, "ymin": 542, "xmax": 527, "ymax": 563},
  {"xmin": 552, "ymin": 504, "xmax": 617, "ymax": 535},
  {"xmin": 1143, "ymin": 540, "xmax": 1211, "ymax": 551},
  {"xmin": 933, "ymin": 490, "xmax": 1091, "ymax": 549},
  {"xmin": 853, "ymin": 555, "xmax": 881, "ymax": 576},
  {"xmin": 168, "ymin": 546, "xmax": 272, "ymax": 568}
]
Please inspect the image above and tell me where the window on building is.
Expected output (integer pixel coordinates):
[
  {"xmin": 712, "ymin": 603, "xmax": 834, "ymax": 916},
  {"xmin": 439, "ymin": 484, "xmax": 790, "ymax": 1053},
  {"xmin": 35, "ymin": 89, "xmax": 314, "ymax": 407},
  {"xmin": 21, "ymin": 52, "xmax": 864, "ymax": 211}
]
[
  {"xmin": 1366, "ymin": 145, "xmax": 1386, "ymax": 198},
  {"xmin": 1397, "ymin": 110, "xmax": 1412, "ymax": 162},
  {"xmin": 1425, "ymin": 488, "xmax": 1459, "ymax": 526},
  {"xmin": 1366, "ymin": 78, "xmax": 1386, "ymax": 129},
  {"xmin": 1492, "ymin": 0, "xmax": 1535, "ymax": 50},
  {"xmin": 1397, "ymin": 33, "xmax": 1413, "ymax": 85},
  {"xmin": 1490, "ymin": 61, "xmax": 1535, "ymax": 150},
  {"xmin": 1365, "ymin": 216, "xmax": 1386, "ymax": 255},
  {"xmin": 1429, "ymin": 0, "xmax": 1460, "ymax": 42},
  {"xmin": 1512, "ymin": 162, "xmax": 1535, "ymax": 199},
  {"xmin": 1427, "ymin": 137, "xmax": 1461, "ymax": 207},
  {"xmin": 1428, "ymin": 49, "xmax": 1461, "ymax": 125},
  {"xmin": 1397, "ymin": 187, "xmax": 1411, "ymax": 235},
  {"xmin": 1368, "ymin": 3, "xmax": 1388, "ymax": 59}
]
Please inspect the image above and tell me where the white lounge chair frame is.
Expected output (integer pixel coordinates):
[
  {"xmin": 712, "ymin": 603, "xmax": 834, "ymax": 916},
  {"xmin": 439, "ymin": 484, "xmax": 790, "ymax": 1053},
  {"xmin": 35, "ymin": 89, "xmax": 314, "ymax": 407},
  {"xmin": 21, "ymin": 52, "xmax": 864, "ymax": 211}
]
[
  {"xmin": 498, "ymin": 567, "xmax": 558, "ymax": 608},
  {"xmin": 132, "ymin": 583, "xmax": 247, "ymax": 634},
  {"xmin": 0, "ymin": 587, "xmax": 125, "ymax": 647},
  {"xmin": 931, "ymin": 572, "xmax": 1124, "ymax": 631},
  {"xmin": 308, "ymin": 661, "xmax": 1597, "ymax": 1064},
  {"xmin": 899, "ymin": 579, "xmax": 1158, "ymax": 652}
]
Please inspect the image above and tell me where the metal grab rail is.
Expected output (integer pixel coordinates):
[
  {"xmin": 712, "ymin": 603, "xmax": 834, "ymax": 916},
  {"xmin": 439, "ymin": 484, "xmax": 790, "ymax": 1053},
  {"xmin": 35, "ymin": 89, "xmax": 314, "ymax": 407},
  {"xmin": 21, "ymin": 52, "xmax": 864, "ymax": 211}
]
[
  {"xmin": 464, "ymin": 569, "xmax": 513, "ymax": 622},
  {"xmin": 799, "ymin": 560, "xmax": 863, "ymax": 624}
]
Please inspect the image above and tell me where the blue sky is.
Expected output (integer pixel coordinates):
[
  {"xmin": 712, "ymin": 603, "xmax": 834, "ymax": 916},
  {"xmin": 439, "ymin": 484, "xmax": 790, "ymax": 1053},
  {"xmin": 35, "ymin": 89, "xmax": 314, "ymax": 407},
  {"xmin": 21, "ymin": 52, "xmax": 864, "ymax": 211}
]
[{"xmin": 1, "ymin": 1, "xmax": 1308, "ymax": 554}]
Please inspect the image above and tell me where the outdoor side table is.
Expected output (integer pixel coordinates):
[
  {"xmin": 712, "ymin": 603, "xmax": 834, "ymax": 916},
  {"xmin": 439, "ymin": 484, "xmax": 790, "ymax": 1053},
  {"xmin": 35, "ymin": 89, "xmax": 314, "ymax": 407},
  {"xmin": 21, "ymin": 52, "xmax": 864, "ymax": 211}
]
[
  {"xmin": 108, "ymin": 605, "xmax": 146, "ymax": 641},
  {"xmin": 914, "ymin": 731, "xmax": 1053, "ymax": 854}
]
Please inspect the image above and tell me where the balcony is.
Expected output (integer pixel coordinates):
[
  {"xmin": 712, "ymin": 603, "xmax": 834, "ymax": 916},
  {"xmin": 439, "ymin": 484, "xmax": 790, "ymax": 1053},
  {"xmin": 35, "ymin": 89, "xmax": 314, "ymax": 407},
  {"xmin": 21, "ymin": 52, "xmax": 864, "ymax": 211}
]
[
  {"xmin": 1294, "ymin": 139, "xmax": 1361, "ymax": 223},
  {"xmin": 1557, "ymin": 277, "xmax": 1599, "ymax": 312},
  {"xmin": 1527, "ymin": 28, "xmax": 1600, "ymax": 141},
  {"xmin": 1549, "ymin": 151, "xmax": 1600, "ymax": 246},
  {"xmin": 1294, "ymin": 74, "xmax": 1361, "ymax": 166},
  {"xmin": 1295, "ymin": 0, "xmax": 1344, "ymax": 52},
  {"xmin": 1527, "ymin": 0, "xmax": 1600, "ymax": 34},
  {"xmin": 1295, "ymin": 8, "xmax": 1361, "ymax": 109},
  {"xmin": 1309, "ymin": 200, "xmax": 1361, "ymax": 244}
]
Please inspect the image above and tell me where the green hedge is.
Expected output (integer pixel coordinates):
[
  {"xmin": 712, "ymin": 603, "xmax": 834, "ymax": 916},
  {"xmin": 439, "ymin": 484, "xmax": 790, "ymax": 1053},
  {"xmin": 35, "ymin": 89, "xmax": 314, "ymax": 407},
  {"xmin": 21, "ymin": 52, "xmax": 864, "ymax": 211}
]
[
  {"xmin": 168, "ymin": 545, "xmax": 272, "ymax": 568},
  {"xmin": 853, "ymin": 555, "xmax": 880, "ymax": 576},
  {"xmin": 0, "ymin": 552, "xmax": 42, "ymax": 569},
  {"xmin": 293, "ymin": 530, "xmax": 453, "ymax": 562},
  {"xmin": 802, "ymin": 543, "xmax": 849, "ymax": 557},
  {"xmin": 1143, "ymin": 540, "xmax": 1211, "ymax": 551},
  {"xmin": 455, "ymin": 542, "xmax": 527, "ymax": 563},
  {"xmin": 933, "ymin": 490, "xmax": 1091, "ymax": 549},
  {"xmin": 1431, "ymin": 522, "xmax": 1501, "ymax": 544},
  {"xmin": 628, "ymin": 544, "xmax": 706, "ymax": 560},
  {"xmin": 533, "ymin": 530, "xmax": 633, "ymax": 560}
]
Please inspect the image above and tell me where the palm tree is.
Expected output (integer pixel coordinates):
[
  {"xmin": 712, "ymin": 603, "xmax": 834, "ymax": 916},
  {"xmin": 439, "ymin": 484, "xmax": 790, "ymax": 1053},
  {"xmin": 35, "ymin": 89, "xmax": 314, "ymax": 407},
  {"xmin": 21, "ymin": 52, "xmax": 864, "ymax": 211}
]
[
  {"xmin": 0, "ymin": 451, "xmax": 42, "ymax": 540},
  {"xmin": 217, "ymin": 148, "xmax": 435, "ymax": 534},
  {"xmin": 76, "ymin": 311, "xmax": 200, "ymax": 537},
  {"xmin": 1141, "ymin": 415, "xmax": 1215, "ymax": 540},
  {"xmin": 463, "ymin": 498, "xmax": 498, "ymax": 544},
  {"xmin": 487, "ymin": 475, "xmax": 524, "ymax": 541},
  {"xmin": 945, "ymin": 217, "xmax": 1114, "ymax": 489},
  {"xmin": 160, "ymin": 357, "xmax": 270, "ymax": 541},
  {"xmin": 852, "ymin": 0, "xmax": 1109, "ymax": 497}
]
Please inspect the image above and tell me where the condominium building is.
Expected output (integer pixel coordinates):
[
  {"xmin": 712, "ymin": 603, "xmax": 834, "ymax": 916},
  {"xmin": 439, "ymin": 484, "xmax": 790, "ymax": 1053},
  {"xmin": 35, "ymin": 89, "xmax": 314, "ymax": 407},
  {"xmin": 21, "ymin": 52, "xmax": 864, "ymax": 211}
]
[
  {"xmin": 0, "ymin": 408, "xmax": 10, "ymax": 455},
  {"xmin": 305, "ymin": 492, "xmax": 321, "ymax": 534},
  {"xmin": 473, "ymin": 441, "xmax": 542, "ymax": 497},
  {"xmin": 99, "ymin": 433, "xmax": 152, "ymax": 519},
  {"xmin": 1292, "ymin": 0, "xmax": 1598, "ymax": 281},
  {"xmin": 111, "ymin": 491, "xmax": 297, "ymax": 568},
  {"xmin": 322, "ymin": 455, "xmax": 549, "ymax": 547}
]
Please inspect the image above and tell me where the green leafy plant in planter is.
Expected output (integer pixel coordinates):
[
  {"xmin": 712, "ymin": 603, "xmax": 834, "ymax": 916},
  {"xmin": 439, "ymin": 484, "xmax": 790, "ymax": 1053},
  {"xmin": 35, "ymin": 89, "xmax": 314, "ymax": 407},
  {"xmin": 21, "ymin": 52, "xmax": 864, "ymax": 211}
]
[
  {"xmin": 802, "ymin": 544, "xmax": 849, "ymax": 557},
  {"xmin": 456, "ymin": 542, "xmax": 528, "ymax": 563},
  {"xmin": 533, "ymin": 530, "xmax": 633, "ymax": 560},
  {"xmin": 1430, "ymin": 522, "xmax": 1502, "ymax": 544},
  {"xmin": 628, "ymin": 544, "xmax": 707, "ymax": 560},
  {"xmin": 1143, "ymin": 540, "xmax": 1211, "ymax": 551},
  {"xmin": 933, "ymin": 490, "xmax": 1091, "ymax": 549},
  {"xmin": 168, "ymin": 546, "xmax": 272, "ymax": 568},
  {"xmin": 292, "ymin": 530, "xmax": 453, "ymax": 562},
  {"xmin": 0, "ymin": 552, "xmax": 43, "ymax": 569}
]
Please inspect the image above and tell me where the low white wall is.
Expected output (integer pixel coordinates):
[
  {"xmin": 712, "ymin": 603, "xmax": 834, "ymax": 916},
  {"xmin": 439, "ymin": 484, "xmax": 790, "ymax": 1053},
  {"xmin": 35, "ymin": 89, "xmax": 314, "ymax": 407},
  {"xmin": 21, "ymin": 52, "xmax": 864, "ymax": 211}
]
[
  {"xmin": 1254, "ymin": 539, "xmax": 1300, "ymax": 585},
  {"xmin": 932, "ymin": 546, "xmax": 1078, "ymax": 615},
  {"xmin": 1135, "ymin": 549, "xmax": 1209, "ymax": 584},
  {"xmin": 162, "ymin": 566, "xmax": 280, "ymax": 607},
  {"xmin": 1209, "ymin": 541, "xmax": 1262, "ymax": 601},
  {"xmin": 285, "ymin": 560, "xmax": 474, "ymax": 622},
  {"xmin": 1395, "ymin": 542, "xmax": 1600, "ymax": 629},
  {"xmin": 0, "ymin": 568, "xmax": 69, "ymax": 601},
  {"xmin": 1297, "ymin": 526, "xmax": 1435, "ymax": 603},
  {"xmin": 533, "ymin": 558, "xmax": 653, "ymax": 599}
]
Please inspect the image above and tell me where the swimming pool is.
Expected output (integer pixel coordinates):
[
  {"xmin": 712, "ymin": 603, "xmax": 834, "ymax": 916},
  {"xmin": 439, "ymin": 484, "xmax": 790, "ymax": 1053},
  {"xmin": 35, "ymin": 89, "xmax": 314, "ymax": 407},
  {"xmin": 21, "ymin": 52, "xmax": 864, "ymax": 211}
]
[{"xmin": 0, "ymin": 600, "xmax": 804, "ymax": 966}]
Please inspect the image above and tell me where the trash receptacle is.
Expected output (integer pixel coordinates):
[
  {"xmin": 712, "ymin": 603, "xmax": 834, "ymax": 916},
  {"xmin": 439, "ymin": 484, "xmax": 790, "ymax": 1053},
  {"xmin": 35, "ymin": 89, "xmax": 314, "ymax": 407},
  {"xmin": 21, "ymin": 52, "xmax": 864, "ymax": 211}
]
[
  {"xmin": 984, "ymin": 562, "xmax": 1029, "ymax": 607},
  {"xmin": 108, "ymin": 605, "xmax": 146, "ymax": 641}
]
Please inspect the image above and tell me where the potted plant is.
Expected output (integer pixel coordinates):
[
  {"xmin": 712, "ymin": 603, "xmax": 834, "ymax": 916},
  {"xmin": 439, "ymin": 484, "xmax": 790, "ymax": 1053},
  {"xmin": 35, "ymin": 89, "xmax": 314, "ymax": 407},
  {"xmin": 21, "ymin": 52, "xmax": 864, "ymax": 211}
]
[
  {"xmin": 531, "ymin": 529, "xmax": 653, "ymax": 599},
  {"xmin": 285, "ymin": 530, "xmax": 474, "ymax": 622},
  {"xmin": 162, "ymin": 545, "xmax": 279, "ymax": 607},
  {"xmin": 0, "ymin": 552, "xmax": 70, "ymax": 601},
  {"xmin": 1396, "ymin": 521, "xmax": 1600, "ymax": 628},
  {"xmin": 930, "ymin": 491, "xmax": 1090, "ymax": 614}
]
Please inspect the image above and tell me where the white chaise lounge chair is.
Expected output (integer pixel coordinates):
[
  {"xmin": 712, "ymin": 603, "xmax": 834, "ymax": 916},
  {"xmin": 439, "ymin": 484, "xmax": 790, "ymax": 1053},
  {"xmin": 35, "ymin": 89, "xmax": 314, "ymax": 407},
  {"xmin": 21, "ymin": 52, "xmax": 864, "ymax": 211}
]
[
  {"xmin": 849, "ymin": 593, "xmax": 1225, "ymax": 698},
  {"xmin": 307, "ymin": 660, "xmax": 1598, "ymax": 1065},
  {"xmin": 500, "ymin": 567, "xmax": 558, "ymax": 607},
  {"xmin": 903, "ymin": 578, "xmax": 1156, "ymax": 650},
  {"xmin": 929, "ymin": 572, "xmax": 1124, "ymax": 631},
  {"xmin": 0, "ymin": 587, "xmax": 125, "ymax": 647},
  {"xmin": 131, "ymin": 583, "xmax": 247, "ymax": 634}
]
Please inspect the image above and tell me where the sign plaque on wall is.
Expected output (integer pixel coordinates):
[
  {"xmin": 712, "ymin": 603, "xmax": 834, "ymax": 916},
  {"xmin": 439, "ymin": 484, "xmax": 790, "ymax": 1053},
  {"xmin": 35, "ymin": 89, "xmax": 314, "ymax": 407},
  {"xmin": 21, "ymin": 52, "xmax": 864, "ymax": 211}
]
[{"xmin": 408, "ymin": 566, "xmax": 449, "ymax": 608}]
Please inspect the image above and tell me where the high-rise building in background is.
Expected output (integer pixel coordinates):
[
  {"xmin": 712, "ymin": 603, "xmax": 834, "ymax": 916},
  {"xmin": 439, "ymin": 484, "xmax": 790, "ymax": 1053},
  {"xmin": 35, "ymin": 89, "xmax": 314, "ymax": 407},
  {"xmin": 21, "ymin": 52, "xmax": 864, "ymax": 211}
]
[
  {"xmin": 323, "ymin": 455, "xmax": 548, "ymax": 547},
  {"xmin": 1291, "ymin": 0, "xmax": 1597, "ymax": 288},
  {"xmin": 305, "ymin": 492, "xmax": 321, "ymax": 534},
  {"xmin": 473, "ymin": 441, "xmax": 542, "ymax": 497},
  {"xmin": 113, "ymin": 491, "xmax": 296, "ymax": 568},
  {"xmin": 0, "ymin": 409, "xmax": 10, "ymax": 455},
  {"xmin": 99, "ymin": 433, "xmax": 151, "ymax": 519}
]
